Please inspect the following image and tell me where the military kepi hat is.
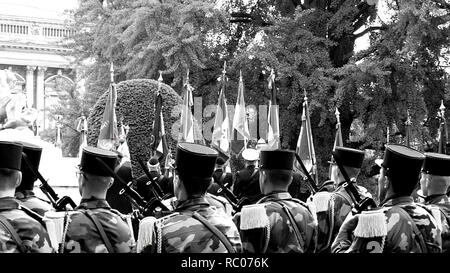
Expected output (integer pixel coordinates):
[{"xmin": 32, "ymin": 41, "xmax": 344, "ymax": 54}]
[
  {"xmin": 175, "ymin": 142, "xmax": 218, "ymax": 178},
  {"xmin": 260, "ymin": 149, "xmax": 295, "ymax": 170},
  {"xmin": 422, "ymin": 152, "xmax": 450, "ymax": 176},
  {"xmin": 0, "ymin": 141, "xmax": 23, "ymax": 171},
  {"xmin": 332, "ymin": 146, "xmax": 365, "ymax": 168},
  {"xmin": 17, "ymin": 141, "xmax": 42, "ymax": 186},
  {"xmin": 381, "ymin": 144, "xmax": 425, "ymax": 179},
  {"xmin": 80, "ymin": 146, "xmax": 118, "ymax": 176}
]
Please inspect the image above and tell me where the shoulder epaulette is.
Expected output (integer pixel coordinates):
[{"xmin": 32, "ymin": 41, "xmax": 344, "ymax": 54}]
[
  {"xmin": 136, "ymin": 212, "xmax": 179, "ymax": 253},
  {"xmin": 353, "ymin": 208, "xmax": 389, "ymax": 238},
  {"xmin": 240, "ymin": 203, "xmax": 269, "ymax": 230},
  {"xmin": 310, "ymin": 191, "xmax": 332, "ymax": 213}
]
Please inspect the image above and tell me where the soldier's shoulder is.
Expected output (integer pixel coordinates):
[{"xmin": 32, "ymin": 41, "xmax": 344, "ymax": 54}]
[{"xmin": 239, "ymin": 203, "xmax": 269, "ymax": 230}]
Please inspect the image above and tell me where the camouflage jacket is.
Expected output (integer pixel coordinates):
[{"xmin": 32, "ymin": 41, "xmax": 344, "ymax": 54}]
[
  {"xmin": 424, "ymin": 194, "xmax": 450, "ymax": 253},
  {"xmin": 331, "ymin": 196, "xmax": 442, "ymax": 253},
  {"xmin": 0, "ymin": 197, "xmax": 53, "ymax": 253},
  {"xmin": 139, "ymin": 196, "xmax": 242, "ymax": 253},
  {"xmin": 318, "ymin": 181, "xmax": 371, "ymax": 253},
  {"xmin": 234, "ymin": 192, "xmax": 317, "ymax": 253},
  {"xmin": 63, "ymin": 198, "xmax": 135, "ymax": 253},
  {"xmin": 15, "ymin": 190, "xmax": 54, "ymax": 217}
]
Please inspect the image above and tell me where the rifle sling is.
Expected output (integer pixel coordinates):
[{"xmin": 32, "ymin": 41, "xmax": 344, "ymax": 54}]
[
  {"xmin": 272, "ymin": 200, "xmax": 304, "ymax": 249},
  {"xmin": 82, "ymin": 210, "xmax": 115, "ymax": 253},
  {"xmin": 0, "ymin": 214, "xmax": 28, "ymax": 253},
  {"xmin": 189, "ymin": 211, "xmax": 236, "ymax": 253},
  {"xmin": 332, "ymin": 151, "xmax": 361, "ymax": 204}
]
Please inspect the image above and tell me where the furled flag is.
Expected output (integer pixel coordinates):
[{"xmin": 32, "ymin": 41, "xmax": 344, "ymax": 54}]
[
  {"xmin": 117, "ymin": 121, "xmax": 130, "ymax": 161},
  {"xmin": 179, "ymin": 70, "xmax": 195, "ymax": 143},
  {"xmin": 212, "ymin": 62, "xmax": 231, "ymax": 153},
  {"xmin": 267, "ymin": 69, "xmax": 280, "ymax": 149},
  {"xmin": 97, "ymin": 62, "xmax": 119, "ymax": 151},
  {"xmin": 333, "ymin": 108, "xmax": 343, "ymax": 150},
  {"xmin": 405, "ymin": 109, "xmax": 412, "ymax": 148},
  {"xmin": 438, "ymin": 100, "xmax": 448, "ymax": 154},
  {"xmin": 295, "ymin": 90, "xmax": 317, "ymax": 182},
  {"xmin": 77, "ymin": 115, "xmax": 88, "ymax": 158},
  {"xmin": 152, "ymin": 72, "xmax": 169, "ymax": 160},
  {"xmin": 231, "ymin": 70, "xmax": 250, "ymax": 154}
]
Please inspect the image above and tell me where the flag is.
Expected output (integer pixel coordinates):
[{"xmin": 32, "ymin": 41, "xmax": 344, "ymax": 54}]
[
  {"xmin": 179, "ymin": 71, "xmax": 194, "ymax": 143},
  {"xmin": 267, "ymin": 69, "xmax": 280, "ymax": 149},
  {"xmin": 117, "ymin": 122, "xmax": 130, "ymax": 161},
  {"xmin": 231, "ymin": 71, "xmax": 250, "ymax": 154},
  {"xmin": 405, "ymin": 110, "xmax": 412, "ymax": 148},
  {"xmin": 333, "ymin": 108, "xmax": 343, "ymax": 150},
  {"xmin": 295, "ymin": 91, "xmax": 317, "ymax": 182},
  {"xmin": 212, "ymin": 87, "xmax": 230, "ymax": 153},
  {"xmin": 151, "ymin": 72, "xmax": 169, "ymax": 160},
  {"xmin": 77, "ymin": 116, "xmax": 88, "ymax": 158},
  {"xmin": 97, "ymin": 82, "xmax": 119, "ymax": 151},
  {"xmin": 438, "ymin": 100, "xmax": 447, "ymax": 154}
]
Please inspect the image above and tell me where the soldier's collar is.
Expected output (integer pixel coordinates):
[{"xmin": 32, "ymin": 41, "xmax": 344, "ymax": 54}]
[
  {"xmin": 175, "ymin": 196, "xmax": 209, "ymax": 211},
  {"xmin": 14, "ymin": 190, "xmax": 35, "ymax": 199},
  {"xmin": 381, "ymin": 196, "xmax": 413, "ymax": 207},
  {"xmin": 77, "ymin": 197, "xmax": 111, "ymax": 210},
  {"xmin": 0, "ymin": 196, "xmax": 20, "ymax": 211},
  {"xmin": 424, "ymin": 194, "xmax": 448, "ymax": 203},
  {"xmin": 260, "ymin": 191, "xmax": 292, "ymax": 202}
]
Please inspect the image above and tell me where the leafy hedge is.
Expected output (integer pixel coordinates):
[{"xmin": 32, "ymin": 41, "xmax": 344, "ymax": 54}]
[{"xmin": 87, "ymin": 79, "xmax": 202, "ymax": 178}]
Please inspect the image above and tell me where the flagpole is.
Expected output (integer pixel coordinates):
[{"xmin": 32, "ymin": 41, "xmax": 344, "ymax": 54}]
[{"xmin": 303, "ymin": 89, "xmax": 317, "ymax": 182}]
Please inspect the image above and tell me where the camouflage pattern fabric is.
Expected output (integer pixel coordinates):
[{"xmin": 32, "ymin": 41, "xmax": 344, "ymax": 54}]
[
  {"xmin": 331, "ymin": 196, "xmax": 442, "ymax": 253},
  {"xmin": 0, "ymin": 197, "xmax": 53, "ymax": 253},
  {"xmin": 424, "ymin": 194, "xmax": 450, "ymax": 252},
  {"xmin": 234, "ymin": 192, "xmax": 317, "ymax": 253},
  {"xmin": 63, "ymin": 198, "xmax": 135, "ymax": 253},
  {"xmin": 142, "ymin": 197, "xmax": 242, "ymax": 253},
  {"xmin": 15, "ymin": 190, "xmax": 53, "ymax": 217},
  {"xmin": 205, "ymin": 193, "xmax": 233, "ymax": 216},
  {"xmin": 321, "ymin": 182, "xmax": 371, "ymax": 252}
]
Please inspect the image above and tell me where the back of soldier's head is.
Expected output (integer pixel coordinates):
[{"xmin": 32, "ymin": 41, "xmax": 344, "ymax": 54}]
[
  {"xmin": 422, "ymin": 152, "xmax": 450, "ymax": 194},
  {"xmin": 382, "ymin": 144, "xmax": 425, "ymax": 196},
  {"xmin": 0, "ymin": 141, "xmax": 23, "ymax": 191},
  {"xmin": 259, "ymin": 149, "xmax": 295, "ymax": 189},
  {"xmin": 175, "ymin": 143, "xmax": 218, "ymax": 196},
  {"xmin": 16, "ymin": 141, "xmax": 42, "ymax": 192},
  {"xmin": 332, "ymin": 147, "xmax": 365, "ymax": 178},
  {"xmin": 78, "ymin": 146, "xmax": 118, "ymax": 191}
]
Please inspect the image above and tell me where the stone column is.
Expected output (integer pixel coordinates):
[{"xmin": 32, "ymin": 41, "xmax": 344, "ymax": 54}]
[
  {"xmin": 25, "ymin": 66, "xmax": 35, "ymax": 108},
  {"xmin": 36, "ymin": 66, "xmax": 46, "ymax": 132}
]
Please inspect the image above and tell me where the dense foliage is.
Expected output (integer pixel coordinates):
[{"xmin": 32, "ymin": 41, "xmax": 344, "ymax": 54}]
[{"xmin": 68, "ymin": 0, "xmax": 450, "ymax": 196}]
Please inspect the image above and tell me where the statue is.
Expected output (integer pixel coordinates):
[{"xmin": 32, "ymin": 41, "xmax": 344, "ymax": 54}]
[{"xmin": 0, "ymin": 68, "xmax": 37, "ymax": 135}]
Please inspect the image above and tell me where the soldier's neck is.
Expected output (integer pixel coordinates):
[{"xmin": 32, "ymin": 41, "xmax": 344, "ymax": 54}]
[
  {"xmin": 0, "ymin": 189, "xmax": 15, "ymax": 198},
  {"xmin": 81, "ymin": 192, "xmax": 107, "ymax": 200}
]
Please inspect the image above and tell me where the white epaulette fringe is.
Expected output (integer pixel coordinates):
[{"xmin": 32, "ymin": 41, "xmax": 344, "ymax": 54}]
[
  {"xmin": 240, "ymin": 203, "xmax": 269, "ymax": 230},
  {"xmin": 136, "ymin": 216, "xmax": 157, "ymax": 253},
  {"xmin": 353, "ymin": 209, "xmax": 388, "ymax": 238},
  {"xmin": 311, "ymin": 192, "xmax": 332, "ymax": 213}
]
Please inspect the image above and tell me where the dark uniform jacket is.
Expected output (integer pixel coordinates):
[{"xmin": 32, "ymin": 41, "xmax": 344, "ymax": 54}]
[
  {"xmin": 208, "ymin": 169, "xmax": 233, "ymax": 196},
  {"xmin": 332, "ymin": 196, "xmax": 442, "ymax": 253},
  {"xmin": 424, "ymin": 194, "xmax": 450, "ymax": 252},
  {"xmin": 233, "ymin": 165, "xmax": 262, "ymax": 205},
  {"xmin": 0, "ymin": 197, "xmax": 53, "ymax": 253},
  {"xmin": 234, "ymin": 192, "xmax": 317, "ymax": 253},
  {"xmin": 15, "ymin": 190, "xmax": 53, "ymax": 217},
  {"xmin": 63, "ymin": 198, "xmax": 135, "ymax": 253},
  {"xmin": 139, "ymin": 196, "xmax": 242, "ymax": 253}
]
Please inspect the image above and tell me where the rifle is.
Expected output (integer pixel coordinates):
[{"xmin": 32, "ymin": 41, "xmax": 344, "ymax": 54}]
[
  {"xmin": 21, "ymin": 153, "xmax": 77, "ymax": 211},
  {"xmin": 331, "ymin": 150, "xmax": 377, "ymax": 214},
  {"xmin": 95, "ymin": 157, "xmax": 157, "ymax": 219},
  {"xmin": 137, "ymin": 158, "xmax": 171, "ymax": 215},
  {"xmin": 294, "ymin": 153, "xmax": 318, "ymax": 194},
  {"xmin": 216, "ymin": 179, "xmax": 240, "ymax": 212}
]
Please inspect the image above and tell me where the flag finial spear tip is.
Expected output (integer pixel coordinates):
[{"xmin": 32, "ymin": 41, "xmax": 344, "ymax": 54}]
[
  {"xmin": 110, "ymin": 62, "xmax": 114, "ymax": 83},
  {"xmin": 335, "ymin": 107, "xmax": 340, "ymax": 116},
  {"xmin": 240, "ymin": 70, "xmax": 242, "ymax": 80},
  {"xmin": 158, "ymin": 71, "xmax": 163, "ymax": 82},
  {"xmin": 303, "ymin": 89, "xmax": 308, "ymax": 100},
  {"xmin": 440, "ymin": 100, "xmax": 446, "ymax": 111},
  {"xmin": 222, "ymin": 61, "xmax": 227, "ymax": 75}
]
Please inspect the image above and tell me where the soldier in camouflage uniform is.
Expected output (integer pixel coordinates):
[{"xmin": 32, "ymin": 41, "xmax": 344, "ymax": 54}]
[
  {"xmin": 419, "ymin": 152, "xmax": 450, "ymax": 252},
  {"xmin": 316, "ymin": 147, "xmax": 370, "ymax": 253},
  {"xmin": 136, "ymin": 142, "xmax": 242, "ymax": 253},
  {"xmin": 234, "ymin": 149, "xmax": 317, "ymax": 253},
  {"xmin": 14, "ymin": 141, "xmax": 53, "ymax": 217},
  {"xmin": 0, "ymin": 141, "xmax": 53, "ymax": 253},
  {"xmin": 62, "ymin": 146, "xmax": 135, "ymax": 253},
  {"xmin": 332, "ymin": 144, "xmax": 442, "ymax": 253}
]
